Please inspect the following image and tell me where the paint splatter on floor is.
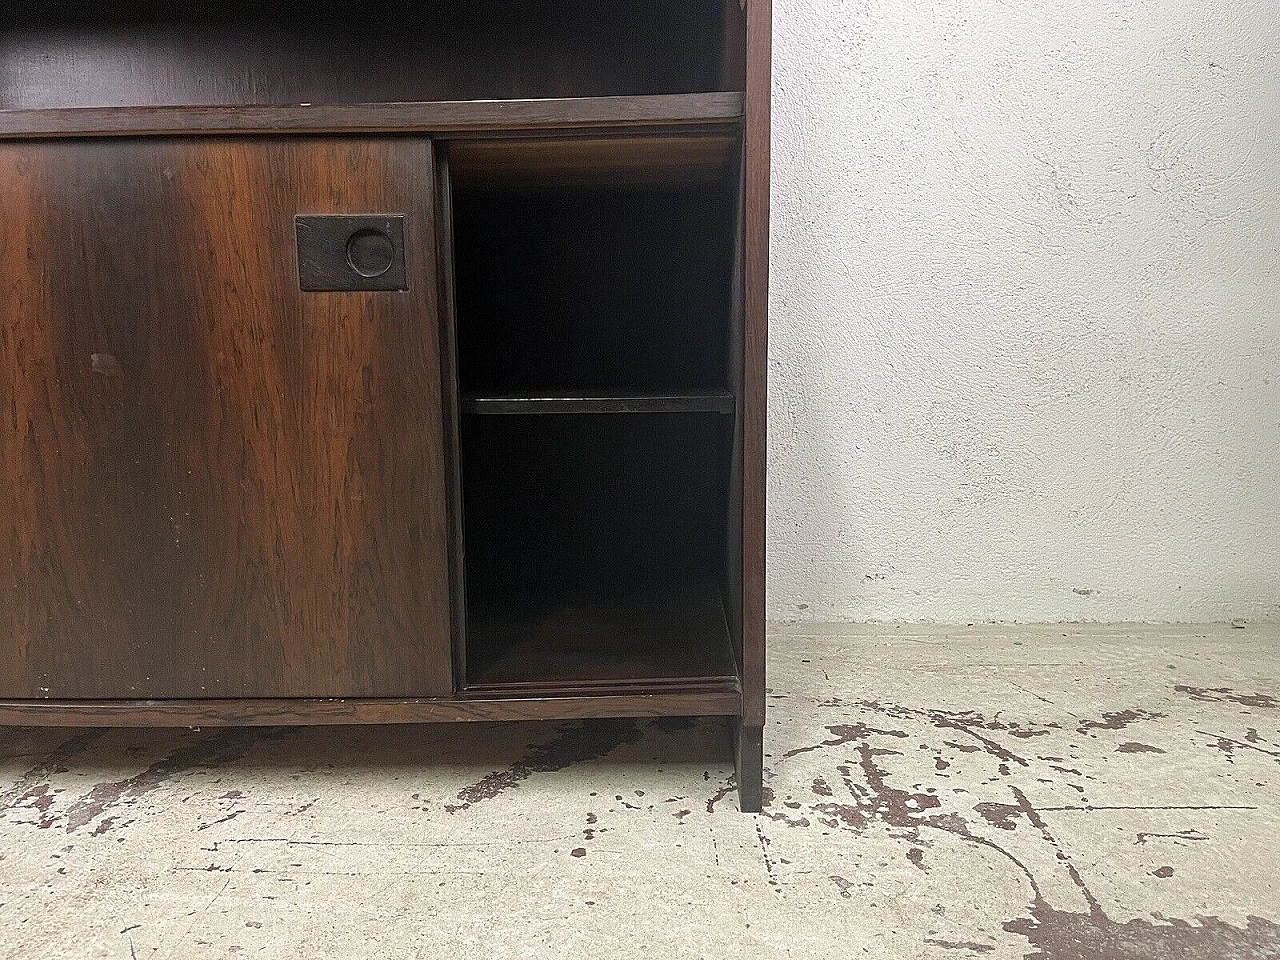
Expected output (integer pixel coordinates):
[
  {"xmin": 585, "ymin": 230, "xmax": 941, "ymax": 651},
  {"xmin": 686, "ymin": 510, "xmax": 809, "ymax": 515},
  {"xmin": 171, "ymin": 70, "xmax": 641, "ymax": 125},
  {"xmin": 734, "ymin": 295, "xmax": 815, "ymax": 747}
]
[{"xmin": 0, "ymin": 624, "xmax": 1277, "ymax": 959}]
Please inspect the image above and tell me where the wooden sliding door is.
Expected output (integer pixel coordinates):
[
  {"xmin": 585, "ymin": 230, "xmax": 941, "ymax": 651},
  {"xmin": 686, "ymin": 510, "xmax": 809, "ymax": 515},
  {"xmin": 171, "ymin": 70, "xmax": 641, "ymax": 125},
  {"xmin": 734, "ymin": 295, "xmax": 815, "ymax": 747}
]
[{"xmin": 0, "ymin": 136, "xmax": 452, "ymax": 698}]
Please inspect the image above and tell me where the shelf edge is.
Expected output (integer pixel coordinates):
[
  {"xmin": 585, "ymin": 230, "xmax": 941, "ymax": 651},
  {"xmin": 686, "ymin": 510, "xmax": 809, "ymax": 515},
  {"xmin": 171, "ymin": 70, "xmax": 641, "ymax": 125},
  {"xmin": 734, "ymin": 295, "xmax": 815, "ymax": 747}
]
[
  {"xmin": 463, "ymin": 391, "xmax": 736, "ymax": 416},
  {"xmin": 0, "ymin": 93, "xmax": 744, "ymax": 140}
]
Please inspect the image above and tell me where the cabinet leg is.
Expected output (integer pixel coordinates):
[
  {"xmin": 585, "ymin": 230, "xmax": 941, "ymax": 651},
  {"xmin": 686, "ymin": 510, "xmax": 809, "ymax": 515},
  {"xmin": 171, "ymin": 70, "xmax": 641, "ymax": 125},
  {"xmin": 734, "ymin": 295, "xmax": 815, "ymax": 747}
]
[{"xmin": 734, "ymin": 720, "xmax": 764, "ymax": 813}]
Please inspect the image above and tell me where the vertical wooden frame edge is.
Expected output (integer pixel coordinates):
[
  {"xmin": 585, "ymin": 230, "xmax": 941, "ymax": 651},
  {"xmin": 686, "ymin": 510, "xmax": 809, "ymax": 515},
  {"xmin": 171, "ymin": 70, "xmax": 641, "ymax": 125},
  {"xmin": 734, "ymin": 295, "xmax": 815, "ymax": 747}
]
[
  {"xmin": 434, "ymin": 141, "xmax": 468, "ymax": 691},
  {"xmin": 742, "ymin": 0, "xmax": 771, "ymax": 730}
]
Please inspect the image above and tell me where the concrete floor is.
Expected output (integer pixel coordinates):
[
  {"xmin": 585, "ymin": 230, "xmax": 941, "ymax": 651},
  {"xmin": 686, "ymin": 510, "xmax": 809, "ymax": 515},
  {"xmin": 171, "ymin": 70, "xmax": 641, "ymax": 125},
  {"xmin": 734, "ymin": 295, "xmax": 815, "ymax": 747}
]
[{"xmin": 1, "ymin": 624, "xmax": 1278, "ymax": 960}]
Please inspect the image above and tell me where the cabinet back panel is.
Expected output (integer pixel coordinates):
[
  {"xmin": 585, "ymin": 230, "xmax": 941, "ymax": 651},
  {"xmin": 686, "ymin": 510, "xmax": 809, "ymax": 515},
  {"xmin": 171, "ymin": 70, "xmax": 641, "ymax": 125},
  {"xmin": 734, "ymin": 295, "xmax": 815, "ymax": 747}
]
[
  {"xmin": 453, "ymin": 178, "xmax": 736, "ymax": 395},
  {"xmin": 0, "ymin": 137, "xmax": 452, "ymax": 699},
  {"xmin": 462, "ymin": 413, "xmax": 730, "ymax": 597},
  {"xmin": 0, "ymin": 0, "xmax": 729, "ymax": 109}
]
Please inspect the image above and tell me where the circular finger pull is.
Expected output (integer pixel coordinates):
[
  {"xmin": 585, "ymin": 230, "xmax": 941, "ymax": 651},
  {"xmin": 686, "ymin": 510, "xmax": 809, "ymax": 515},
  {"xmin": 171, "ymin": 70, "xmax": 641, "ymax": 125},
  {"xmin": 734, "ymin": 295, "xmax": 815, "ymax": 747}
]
[{"xmin": 346, "ymin": 228, "xmax": 396, "ymax": 278}]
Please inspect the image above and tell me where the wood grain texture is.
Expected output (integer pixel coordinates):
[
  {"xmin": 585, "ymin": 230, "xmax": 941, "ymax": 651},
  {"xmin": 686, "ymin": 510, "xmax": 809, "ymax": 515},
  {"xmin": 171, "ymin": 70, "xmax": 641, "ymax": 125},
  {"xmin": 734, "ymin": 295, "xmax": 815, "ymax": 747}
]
[
  {"xmin": 0, "ymin": 95, "xmax": 744, "ymax": 141},
  {"xmin": 0, "ymin": 137, "xmax": 452, "ymax": 699},
  {"xmin": 0, "ymin": 690, "xmax": 742, "ymax": 727},
  {"xmin": 740, "ymin": 0, "xmax": 770, "ymax": 729},
  {"xmin": 738, "ymin": 0, "xmax": 771, "ymax": 794}
]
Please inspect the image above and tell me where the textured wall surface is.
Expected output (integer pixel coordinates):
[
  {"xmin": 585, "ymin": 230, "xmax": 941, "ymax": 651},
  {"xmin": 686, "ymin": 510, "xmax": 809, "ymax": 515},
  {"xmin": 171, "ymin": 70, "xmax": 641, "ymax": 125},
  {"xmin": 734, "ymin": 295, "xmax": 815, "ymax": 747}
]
[{"xmin": 768, "ymin": 0, "xmax": 1280, "ymax": 623}]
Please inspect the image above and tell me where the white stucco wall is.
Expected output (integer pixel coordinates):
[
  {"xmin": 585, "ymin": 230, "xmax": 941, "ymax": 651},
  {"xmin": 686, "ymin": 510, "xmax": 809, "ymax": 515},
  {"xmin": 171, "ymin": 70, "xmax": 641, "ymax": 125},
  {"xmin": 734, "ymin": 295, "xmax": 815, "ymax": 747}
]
[{"xmin": 768, "ymin": 0, "xmax": 1280, "ymax": 623}]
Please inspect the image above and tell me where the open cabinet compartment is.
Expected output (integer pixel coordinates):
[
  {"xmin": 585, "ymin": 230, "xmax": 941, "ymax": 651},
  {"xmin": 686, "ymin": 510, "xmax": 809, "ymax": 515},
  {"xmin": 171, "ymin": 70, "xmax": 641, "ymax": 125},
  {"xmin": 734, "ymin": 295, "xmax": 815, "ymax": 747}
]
[
  {"xmin": 448, "ymin": 135, "xmax": 741, "ymax": 691},
  {"xmin": 451, "ymin": 136, "xmax": 739, "ymax": 401},
  {"xmin": 0, "ymin": 0, "xmax": 746, "ymax": 109},
  {"xmin": 461, "ymin": 413, "xmax": 737, "ymax": 690}
]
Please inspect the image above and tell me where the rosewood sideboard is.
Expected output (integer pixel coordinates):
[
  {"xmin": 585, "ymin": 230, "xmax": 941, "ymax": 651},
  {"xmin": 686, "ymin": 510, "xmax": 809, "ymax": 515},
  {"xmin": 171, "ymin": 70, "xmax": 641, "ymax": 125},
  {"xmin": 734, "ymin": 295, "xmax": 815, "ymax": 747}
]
[{"xmin": 0, "ymin": 0, "xmax": 770, "ymax": 811}]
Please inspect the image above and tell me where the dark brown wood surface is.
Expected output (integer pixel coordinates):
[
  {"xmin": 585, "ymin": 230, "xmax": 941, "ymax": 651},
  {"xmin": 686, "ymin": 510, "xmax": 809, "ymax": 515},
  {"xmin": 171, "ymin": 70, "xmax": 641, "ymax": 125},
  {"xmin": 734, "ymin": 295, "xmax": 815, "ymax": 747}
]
[
  {"xmin": 446, "ymin": 133, "xmax": 739, "ymax": 189},
  {"xmin": 0, "ymin": 0, "xmax": 731, "ymax": 110},
  {"xmin": 737, "ymin": 0, "xmax": 772, "ymax": 812},
  {"xmin": 0, "ymin": 0, "xmax": 767, "ymax": 814},
  {"xmin": 434, "ymin": 145, "xmax": 469, "ymax": 690},
  {"xmin": 0, "ymin": 137, "xmax": 452, "ymax": 699},
  {"xmin": 721, "ymin": 0, "xmax": 749, "ymax": 90},
  {"xmin": 466, "ymin": 583, "xmax": 738, "ymax": 691},
  {"xmin": 0, "ymin": 690, "xmax": 742, "ymax": 727},
  {"xmin": 0, "ymin": 95, "xmax": 743, "ymax": 141}
]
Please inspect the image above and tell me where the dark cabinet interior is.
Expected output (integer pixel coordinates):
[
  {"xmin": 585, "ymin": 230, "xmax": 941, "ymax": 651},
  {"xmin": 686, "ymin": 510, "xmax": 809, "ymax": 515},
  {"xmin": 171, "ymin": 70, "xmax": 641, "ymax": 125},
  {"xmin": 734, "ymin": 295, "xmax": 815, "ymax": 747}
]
[
  {"xmin": 453, "ymin": 178, "xmax": 737, "ymax": 396},
  {"xmin": 0, "ymin": 0, "xmax": 739, "ymax": 109},
  {"xmin": 0, "ymin": 0, "xmax": 769, "ymax": 811},
  {"xmin": 462, "ymin": 413, "xmax": 737, "ymax": 690},
  {"xmin": 448, "ymin": 137, "xmax": 741, "ymax": 691}
]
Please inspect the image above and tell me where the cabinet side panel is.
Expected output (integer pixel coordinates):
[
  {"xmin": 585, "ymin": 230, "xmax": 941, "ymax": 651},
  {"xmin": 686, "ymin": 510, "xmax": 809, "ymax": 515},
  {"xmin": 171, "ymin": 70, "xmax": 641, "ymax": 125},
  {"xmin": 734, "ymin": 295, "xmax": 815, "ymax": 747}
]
[
  {"xmin": 742, "ymin": 0, "xmax": 771, "ymax": 729},
  {"xmin": 0, "ymin": 137, "xmax": 451, "ymax": 698}
]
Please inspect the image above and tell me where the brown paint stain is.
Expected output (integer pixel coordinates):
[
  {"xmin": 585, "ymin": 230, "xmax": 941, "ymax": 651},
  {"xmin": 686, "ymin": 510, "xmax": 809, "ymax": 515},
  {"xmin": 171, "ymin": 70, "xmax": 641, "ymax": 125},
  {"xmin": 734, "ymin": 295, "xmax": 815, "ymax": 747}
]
[
  {"xmin": 570, "ymin": 848, "xmax": 587, "ymax": 858},
  {"xmin": 1174, "ymin": 686, "xmax": 1278, "ymax": 709},
  {"xmin": 761, "ymin": 691, "xmax": 1280, "ymax": 958},
  {"xmin": 923, "ymin": 938, "xmax": 994, "ymax": 954},
  {"xmin": 1077, "ymin": 710, "xmax": 1165, "ymax": 733},
  {"xmin": 806, "ymin": 741, "xmax": 954, "ymax": 838},
  {"xmin": 974, "ymin": 801, "xmax": 1022, "ymax": 831},
  {"xmin": 1004, "ymin": 905, "xmax": 1280, "ymax": 959},
  {"xmin": 90, "ymin": 816, "xmax": 118, "ymax": 837},
  {"xmin": 0, "ymin": 731, "xmax": 103, "ymax": 813},
  {"xmin": 782, "ymin": 722, "xmax": 908, "ymax": 759},
  {"xmin": 780, "ymin": 706, "xmax": 1280, "ymax": 960},
  {"xmin": 55, "ymin": 730, "xmax": 266, "ymax": 833},
  {"xmin": 7, "ymin": 783, "xmax": 56, "ymax": 815},
  {"xmin": 1198, "ymin": 731, "xmax": 1280, "ymax": 761},
  {"xmin": 706, "ymin": 783, "xmax": 735, "ymax": 813},
  {"xmin": 446, "ymin": 720, "xmax": 643, "ymax": 812}
]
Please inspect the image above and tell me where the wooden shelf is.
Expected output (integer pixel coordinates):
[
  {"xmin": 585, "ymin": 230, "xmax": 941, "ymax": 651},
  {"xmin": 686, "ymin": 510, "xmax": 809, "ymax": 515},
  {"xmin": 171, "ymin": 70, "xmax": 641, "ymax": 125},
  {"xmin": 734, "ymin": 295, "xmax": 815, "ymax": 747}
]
[
  {"xmin": 465, "ymin": 583, "xmax": 739, "ymax": 692},
  {"xmin": 463, "ymin": 390, "xmax": 735, "ymax": 416},
  {"xmin": 0, "ymin": 93, "xmax": 743, "ymax": 140}
]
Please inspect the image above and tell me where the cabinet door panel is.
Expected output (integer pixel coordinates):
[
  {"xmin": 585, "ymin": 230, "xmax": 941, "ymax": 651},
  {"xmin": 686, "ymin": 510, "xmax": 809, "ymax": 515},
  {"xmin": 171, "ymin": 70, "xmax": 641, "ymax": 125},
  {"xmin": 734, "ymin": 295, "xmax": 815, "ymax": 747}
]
[{"xmin": 0, "ymin": 137, "xmax": 452, "ymax": 698}]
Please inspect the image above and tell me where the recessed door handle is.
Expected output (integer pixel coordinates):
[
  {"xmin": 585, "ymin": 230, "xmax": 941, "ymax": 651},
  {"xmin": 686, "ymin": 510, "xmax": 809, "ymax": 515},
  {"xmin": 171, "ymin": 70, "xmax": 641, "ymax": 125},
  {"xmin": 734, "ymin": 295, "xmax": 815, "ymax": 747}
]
[{"xmin": 296, "ymin": 214, "xmax": 407, "ymax": 292}]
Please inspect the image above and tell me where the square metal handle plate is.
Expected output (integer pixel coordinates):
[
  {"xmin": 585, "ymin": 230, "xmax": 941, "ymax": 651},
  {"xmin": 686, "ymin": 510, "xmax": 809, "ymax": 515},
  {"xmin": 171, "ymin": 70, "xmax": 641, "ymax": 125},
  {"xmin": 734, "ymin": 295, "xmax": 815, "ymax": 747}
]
[{"xmin": 296, "ymin": 214, "xmax": 408, "ymax": 292}]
